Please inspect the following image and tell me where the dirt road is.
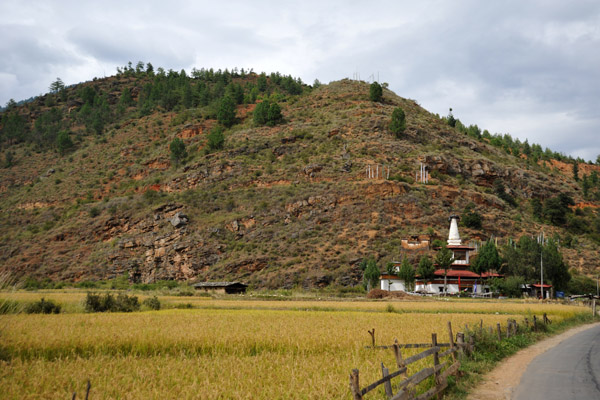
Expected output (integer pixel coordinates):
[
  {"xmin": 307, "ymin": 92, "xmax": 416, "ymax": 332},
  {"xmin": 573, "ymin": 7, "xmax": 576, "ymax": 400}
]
[{"xmin": 466, "ymin": 322, "xmax": 600, "ymax": 400}]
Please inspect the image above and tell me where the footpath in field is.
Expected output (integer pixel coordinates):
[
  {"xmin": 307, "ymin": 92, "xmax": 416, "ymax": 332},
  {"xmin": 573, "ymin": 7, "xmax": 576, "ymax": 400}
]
[{"xmin": 466, "ymin": 322, "xmax": 600, "ymax": 400}]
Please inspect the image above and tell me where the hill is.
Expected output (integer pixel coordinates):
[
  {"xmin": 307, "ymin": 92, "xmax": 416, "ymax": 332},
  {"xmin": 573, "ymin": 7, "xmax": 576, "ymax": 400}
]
[{"xmin": 1, "ymin": 66, "xmax": 599, "ymax": 289}]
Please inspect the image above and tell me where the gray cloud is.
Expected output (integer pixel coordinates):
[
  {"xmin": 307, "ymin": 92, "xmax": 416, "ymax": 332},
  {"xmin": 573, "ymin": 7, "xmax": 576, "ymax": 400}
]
[{"xmin": 1, "ymin": 0, "xmax": 600, "ymax": 160}]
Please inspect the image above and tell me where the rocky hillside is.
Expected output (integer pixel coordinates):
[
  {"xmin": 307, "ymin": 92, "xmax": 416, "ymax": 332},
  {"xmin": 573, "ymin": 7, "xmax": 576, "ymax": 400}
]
[{"xmin": 1, "ymin": 69, "xmax": 599, "ymax": 288}]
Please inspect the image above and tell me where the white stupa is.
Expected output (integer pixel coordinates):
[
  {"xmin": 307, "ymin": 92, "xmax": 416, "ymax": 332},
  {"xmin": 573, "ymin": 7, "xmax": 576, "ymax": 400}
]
[{"xmin": 447, "ymin": 215, "xmax": 462, "ymax": 246}]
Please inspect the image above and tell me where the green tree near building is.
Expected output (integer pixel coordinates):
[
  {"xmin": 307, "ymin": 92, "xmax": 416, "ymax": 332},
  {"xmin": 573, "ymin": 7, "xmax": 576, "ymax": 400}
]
[
  {"xmin": 361, "ymin": 257, "xmax": 380, "ymax": 291},
  {"xmin": 369, "ymin": 82, "xmax": 383, "ymax": 102},
  {"xmin": 435, "ymin": 246, "xmax": 454, "ymax": 295},
  {"xmin": 169, "ymin": 137, "xmax": 187, "ymax": 166},
  {"xmin": 471, "ymin": 240, "xmax": 501, "ymax": 291},
  {"xmin": 416, "ymin": 256, "xmax": 436, "ymax": 283},
  {"xmin": 542, "ymin": 239, "xmax": 571, "ymax": 292},
  {"xmin": 398, "ymin": 257, "xmax": 415, "ymax": 292},
  {"xmin": 389, "ymin": 107, "xmax": 406, "ymax": 137}
]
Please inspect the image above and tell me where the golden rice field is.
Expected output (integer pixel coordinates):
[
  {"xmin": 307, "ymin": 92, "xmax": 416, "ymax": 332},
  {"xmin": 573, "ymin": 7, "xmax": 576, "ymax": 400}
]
[{"xmin": 0, "ymin": 291, "xmax": 591, "ymax": 399}]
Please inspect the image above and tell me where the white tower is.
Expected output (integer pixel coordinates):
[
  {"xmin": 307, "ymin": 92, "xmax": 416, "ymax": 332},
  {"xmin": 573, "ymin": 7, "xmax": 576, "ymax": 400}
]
[{"xmin": 447, "ymin": 215, "xmax": 462, "ymax": 246}]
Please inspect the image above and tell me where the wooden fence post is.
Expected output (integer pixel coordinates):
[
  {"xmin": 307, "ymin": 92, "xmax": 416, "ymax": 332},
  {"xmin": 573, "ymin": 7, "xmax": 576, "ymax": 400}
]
[
  {"xmin": 468, "ymin": 335, "xmax": 475, "ymax": 354},
  {"xmin": 447, "ymin": 321, "xmax": 456, "ymax": 362},
  {"xmin": 393, "ymin": 339, "xmax": 408, "ymax": 380},
  {"xmin": 432, "ymin": 333, "xmax": 440, "ymax": 384},
  {"xmin": 368, "ymin": 329, "xmax": 375, "ymax": 348},
  {"xmin": 479, "ymin": 319, "xmax": 483, "ymax": 336},
  {"xmin": 350, "ymin": 369, "xmax": 362, "ymax": 400},
  {"xmin": 496, "ymin": 323, "xmax": 502, "ymax": 341},
  {"xmin": 456, "ymin": 332, "xmax": 465, "ymax": 354},
  {"xmin": 381, "ymin": 363, "xmax": 393, "ymax": 398},
  {"xmin": 533, "ymin": 315, "xmax": 537, "ymax": 332},
  {"xmin": 85, "ymin": 380, "xmax": 91, "ymax": 400},
  {"xmin": 506, "ymin": 320, "xmax": 511, "ymax": 338}
]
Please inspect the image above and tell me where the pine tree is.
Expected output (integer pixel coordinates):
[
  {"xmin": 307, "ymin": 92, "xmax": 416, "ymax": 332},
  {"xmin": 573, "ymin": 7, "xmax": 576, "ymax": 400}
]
[
  {"xmin": 267, "ymin": 102, "xmax": 283, "ymax": 126},
  {"xmin": 362, "ymin": 258, "xmax": 380, "ymax": 291},
  {"xmin": 417, "ymin": 256, "xmax": 436, "ymax": 283},
  {"xmin": 471, "ymin": 240, "xmax": 501, "ymax": 292},
  {"xmin": 207, "ymin": 126, "xmax": 225, "ymax": 151},
  {"xmin": 369, "ymin": 82, "xmax": 382, "ymax": 102},
  {"xmin": 56, "ymin": 130, "xmax": 74, "ymax": 155},
  {"xmin": 49, "ymin": 78, "xmax": 65, "ymax": 94},
  {"xmin": 169, "ymin": 138, "xmax": 187, "ymax": 166},
  {"xmin": 398, "ymin": 257, "xmax": 415, "ymax": 291},
  {"xmin": 217, "ymin": 96, "xmax": 236, "ymax": 127},
  {"xmin": 253, "ymin": 100, "xmax": 270, "ymax": 125},
  {"xmin": 389, "ymin": 107, "xmax": 406, "ymax": 137},
  {"xmin": 257, "ymin": 73, "xmax": 268, "ymax": 92}
]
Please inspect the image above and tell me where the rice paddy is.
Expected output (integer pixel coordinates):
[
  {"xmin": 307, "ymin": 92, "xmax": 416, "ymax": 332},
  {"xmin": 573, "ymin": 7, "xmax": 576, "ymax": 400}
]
[{"xmin": 0, "ymin": 291, "xmax": 592, "ymax": 399}]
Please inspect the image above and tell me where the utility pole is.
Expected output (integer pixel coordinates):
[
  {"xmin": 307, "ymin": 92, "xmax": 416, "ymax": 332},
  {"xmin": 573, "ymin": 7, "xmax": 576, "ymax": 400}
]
[{"xmin": 539, "ymin": 231, "xmax": 544, "ymax": 300}]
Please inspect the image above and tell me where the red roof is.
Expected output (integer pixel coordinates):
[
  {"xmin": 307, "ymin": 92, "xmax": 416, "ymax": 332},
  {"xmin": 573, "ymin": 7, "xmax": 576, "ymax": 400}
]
[
  {"xmin": 434, "ymin": 269, "xmax": 480, "ymax": 278},
  {"xmin": 433, "ymin": 270, "xmax": 503, "ymax": 278},
  {"xmin": 532, "ymin": 283, "xmax": 552, "ymax": 288}
]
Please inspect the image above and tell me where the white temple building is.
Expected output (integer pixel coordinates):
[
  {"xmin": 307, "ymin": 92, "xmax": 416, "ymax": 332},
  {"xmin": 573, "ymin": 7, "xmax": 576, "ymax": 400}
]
[{"xmin": 380, "ymin": 215, "xmax": 501, "ymax": 295}]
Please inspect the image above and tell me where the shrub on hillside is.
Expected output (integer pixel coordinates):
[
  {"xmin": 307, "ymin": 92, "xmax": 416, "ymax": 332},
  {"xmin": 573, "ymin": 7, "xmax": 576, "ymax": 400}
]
[
  {"xmin": 25, "ymin": 298, "xmax": 62, "ymax": 314},
  {"xmin": 142, "ymin": 295, "xmax": 161, "ymax": 310},
  {"xmin": 84, "ymin": 292, "xmax": 140, "ymax": 312},
  {"xmin": 462, "ymin": 211, "xmax": 482, "ymax": 229},
  {"xmin": 207, "ymin": 126, "xmax": 225, "ymax": 151}
]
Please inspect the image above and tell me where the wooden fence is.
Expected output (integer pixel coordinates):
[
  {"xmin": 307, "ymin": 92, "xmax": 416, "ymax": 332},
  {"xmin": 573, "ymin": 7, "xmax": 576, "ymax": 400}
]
[
  {"xmin": 350, "ymin": 322, "xmax": 466, "ymax": 400},
  {"xmin": 351, "ymin": 316, "xmax": 552, "ymax": 400}
]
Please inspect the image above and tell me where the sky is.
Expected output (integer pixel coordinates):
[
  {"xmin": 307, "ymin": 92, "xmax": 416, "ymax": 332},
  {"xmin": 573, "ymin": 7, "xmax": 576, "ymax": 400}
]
[{"xmin": 1, "ymin": 0, "xmax": 599, "ymax": 161}]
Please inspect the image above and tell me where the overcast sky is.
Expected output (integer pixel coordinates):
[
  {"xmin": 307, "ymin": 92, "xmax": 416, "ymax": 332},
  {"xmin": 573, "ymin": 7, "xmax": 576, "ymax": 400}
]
[{"xmin": 1, "ymin": 0, "xmax": 599, "ymax": 161}]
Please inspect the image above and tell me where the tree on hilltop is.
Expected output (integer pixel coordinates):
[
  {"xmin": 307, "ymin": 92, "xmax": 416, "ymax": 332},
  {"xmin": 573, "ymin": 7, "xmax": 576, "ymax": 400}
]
[
  {"xmin": 369, "ymin": 82, "xmax": 382, "ymax": 102},
  {"xmin": 49, "ymin": 78, "xmax": 65, "ymax": 94}
]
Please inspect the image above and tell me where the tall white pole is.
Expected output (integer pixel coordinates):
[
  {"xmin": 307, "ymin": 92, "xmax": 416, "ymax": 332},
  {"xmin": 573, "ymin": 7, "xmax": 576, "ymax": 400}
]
[{"xmin": 540, "ymin": 231, "xmax": 544, "ymax": 300}]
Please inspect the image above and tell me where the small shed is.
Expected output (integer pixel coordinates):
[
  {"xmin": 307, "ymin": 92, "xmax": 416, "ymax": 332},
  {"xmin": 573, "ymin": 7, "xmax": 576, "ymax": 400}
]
[{"xmin": 193, "ymin": 281, "xmax": 248, "ymax": 294}]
